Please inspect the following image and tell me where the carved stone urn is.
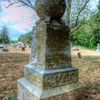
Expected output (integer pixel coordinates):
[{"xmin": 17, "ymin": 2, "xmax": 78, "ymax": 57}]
[{"xmin": 35, "ymin": 0, "xmax": 66, "ymax": 20}]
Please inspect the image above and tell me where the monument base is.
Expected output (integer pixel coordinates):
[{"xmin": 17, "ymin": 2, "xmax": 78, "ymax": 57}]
[{"xmin": 18, "ymin": 78, "xmax": 86, "ymax": 100}]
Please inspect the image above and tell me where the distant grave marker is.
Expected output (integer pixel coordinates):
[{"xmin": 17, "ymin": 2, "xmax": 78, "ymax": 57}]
[
  {"xmin": 72, "ymin": 48, "xmax": 80, "ymax": 51},
  {"xmin": 0, "ymin": 44, "xmax": 4, "ymax": 51},
  {"xmin": 77, "ymin": 52, "xmax": 82, "ymax": 59},
  {"xmin": 10, "ymin": 44, "xmax": 17, "ymax": 48},
  {"xmin": 4, "ymin": 44, "xmax": 8, "ymax": 48},
  {"xmin": 21, "ymin": 46, "xmax": 25, "ymax": 51},
  {"xmin": 2, "ymin": 48, "xmax": 8, "ymax": 52},
  {"xmin": 96, "ymin": 43, "xmax": 100, "ymax": 52}
]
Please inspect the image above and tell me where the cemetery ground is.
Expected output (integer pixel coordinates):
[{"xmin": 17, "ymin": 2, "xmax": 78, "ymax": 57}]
[{"xmin": 0, "ymin": 47, "xmax": 100, "ymax": 100}]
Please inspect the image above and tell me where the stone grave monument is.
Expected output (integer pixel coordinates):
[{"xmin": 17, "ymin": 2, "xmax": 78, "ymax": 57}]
[
  {"xmin": 18, "ymin": 0, "xmax": 85, "ymax": 100},
  {"xmin": 21, "ymin": 45, "xmax": 26, "ymax": 51},
  {"xmin": 0, "ymin": 44, "xmax": 4, "ymax": 51},
  {"xmin": 96, "ymin": 43, "xmax": 100, "ymax": 52}
]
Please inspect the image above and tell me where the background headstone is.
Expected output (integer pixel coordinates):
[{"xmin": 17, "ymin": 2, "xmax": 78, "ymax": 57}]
[
  {"xmin": 0, "ymin": 44, "xmax": 4, "ymax": 51},
  {"xmin": 2, "ymin": 48, "xmax": 8, "ymax": 52},
  {"xmin": 96, "ymin": 43, "xmax": 100, "ymax": 52},
  {"xmin": 77, "ymin": 52, "xmax": 82, "ymax": 59}
]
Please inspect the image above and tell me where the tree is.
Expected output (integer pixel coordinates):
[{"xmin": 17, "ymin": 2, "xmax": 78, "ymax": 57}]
[
  {"xmin": 7, "ymin": 0, "xmax": 35, "ymax": 10},
  {"xmin": 18, "ymin": 31, "xmax": 32, "ymax": 44},
  {"xmin": 0, "ymin": 26, "xmax": 10, "ymax": 44},
  {"xmin": 88, "ymin": 0, "xmax": 100, "ymax": 44},
  {"xmin": 9, "ymin": 40, "xmax": 18, "ymax": 43},
  {"xmin": 70, "ymin": 0, "xmax": 100, "ymax": 49},
  {"xmin": 7, "ymin": 0, "xmax": 92, "ymax": 33},
  {"xmin": 92, "ymin": 0, "xmax": 100, "ymax": 43},
  {"xmin": 65, "ymin": 0, "xmax": 92, "ymax": 33},
  {"xmin": 70, "ymin": 22, "xmax": 96, "ymax": 49}
]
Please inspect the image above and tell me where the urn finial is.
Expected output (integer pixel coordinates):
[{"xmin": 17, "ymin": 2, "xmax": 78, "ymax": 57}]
[{"xmin": 35, "ymin": 0, "xmax": 66, "ymax": 20}]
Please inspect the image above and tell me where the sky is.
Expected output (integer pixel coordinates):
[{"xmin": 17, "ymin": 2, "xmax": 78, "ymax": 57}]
[
  {"xmin": 0, "ymin": 0, "xmax": 39, "ymax": 40},
  {"xmin": 0, "ymin": 0, "xmax": 99, "ymax": 40}
]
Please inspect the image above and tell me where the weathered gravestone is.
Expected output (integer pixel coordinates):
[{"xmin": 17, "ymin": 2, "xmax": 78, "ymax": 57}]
[
  {"xmin": 4, "ymin": 44, "xmax": 9, "ymax": 48},
  {"xmin": 77, "ymin": 52, "xmax": 82, "ymax": 59},
  {"xmin": 21, "ymin": 46, "xmax": 26, "ymax": 51},
  {"xmin": 18, "ymin": 42, "xmax": 24, "ymax": 48},
  {"xmin": 18, "ymin": 0, "xmax": 85, "ymax": 100},
  {"xmin": 0, "ymin": 44, "xmax": 4, "ymax": 51},
  {"xmin": 2, "ymin": 48, "xmax": 8, "ymax": 52},
  {"xmin": 96, "ymin": 43, "xmax": 100, "ymax": 52},
  {"xmin": 10, "ymin": 44, "xmax": 17, "ymax": 48}
]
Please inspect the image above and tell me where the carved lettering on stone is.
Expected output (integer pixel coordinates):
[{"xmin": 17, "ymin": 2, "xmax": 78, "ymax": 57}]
[{"xmin": 44, "ymin": 71, "xmax": 78, "ymax": 89}]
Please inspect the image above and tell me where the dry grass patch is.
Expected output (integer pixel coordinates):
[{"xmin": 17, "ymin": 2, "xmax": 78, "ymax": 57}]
[
  {"xmin": 0, "ymin": 53, "xmax": 29, "ymax": 100},
  {"xmin": 0, "ymin": 50, "xmax": 100, "ymax": 100},
  {"xmin": 72, "ymin": 56, "xmax": 100, "ymax": 100}
]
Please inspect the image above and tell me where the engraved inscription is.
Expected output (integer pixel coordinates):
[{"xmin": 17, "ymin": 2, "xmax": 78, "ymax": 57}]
[{"xmin": 43, "ymin": 70, "xmax": 78, "ymax": 89}]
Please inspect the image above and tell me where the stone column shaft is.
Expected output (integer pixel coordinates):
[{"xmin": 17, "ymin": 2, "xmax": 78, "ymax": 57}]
[{"xmin": 30, "ymin": 21, "xmax": 72, "ymax": 70}]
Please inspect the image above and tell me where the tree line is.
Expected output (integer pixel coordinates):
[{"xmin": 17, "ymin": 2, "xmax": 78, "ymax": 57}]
[
  {"xmin": 18, "ymin": 31, "xmax": 32, "ymax": 44},
  {"xmin": 0, "ymin": 25, "xmax": 32, "ymax": 44},
  {"xmin": 6, "ymin": 0, "xmax": 96, "ymax": 48},
  {"xmin": 71, "ymin": 0, "xmax": 100, "ymax": 49},
  {"xmin": 0, "ymin": 26, "xmax": 10, "ymax": 44},
  {"xmin": 1, "ymin": 0, "xmax": 100, "ymax": 49},
  {"xmin": 18, "ymin": 0, "xmax": 100, "ymax": 49}
]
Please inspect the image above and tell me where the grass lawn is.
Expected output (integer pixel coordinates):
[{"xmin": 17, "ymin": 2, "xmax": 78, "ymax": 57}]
[
  {"xmin": 0, "ymin": 48, "xmax": 100, "ymax": 100},
  {"xmin": 0, "ymin": 53, "xmax": 29, "ymax": 100}
]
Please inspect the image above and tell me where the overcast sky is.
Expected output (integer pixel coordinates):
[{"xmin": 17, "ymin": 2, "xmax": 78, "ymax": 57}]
[{"xmin": 0, "ymin": 0, "xmax": 99, "ymax": 40}]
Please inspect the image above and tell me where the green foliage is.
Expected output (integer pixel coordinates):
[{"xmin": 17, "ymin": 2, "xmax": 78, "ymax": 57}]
[
  {"xmin": 94, "ymin": 83, "xmax": 100, "ymax": 93},
  {"xmin": 18, "ymin": 31, "xmax": 32, "ymax": 44},
  {"xmin": 71, "ymin": 24, "xmax": 96, "ymax": 49},
  {"xmin": 71, "ymin": 1, "xmax": 100, "ymax": 49},
  {"xmin": 8, "ymin": 94, "xmax": 17, "ymax": 100},
  {"xmin": 9, "ymin": 40, "xmax": 18, "ymax": 43},
  {"xmin": 0, "ymin": 26, "xmax": 10, "ymax": 44},
  {"xmin": 86, "ymin": 81, "xmax": 92, "ymax": 87},
  {"xmin": 97, "ymin": 88, "xmax": 100, "ymax": 93}
]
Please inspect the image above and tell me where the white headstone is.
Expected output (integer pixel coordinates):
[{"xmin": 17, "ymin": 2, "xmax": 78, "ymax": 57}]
[{"xmin": 96, "ymin": 43, "xmax": 100, "ymax": 52}]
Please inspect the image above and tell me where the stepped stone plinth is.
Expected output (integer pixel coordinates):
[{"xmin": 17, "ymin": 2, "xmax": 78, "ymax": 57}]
[{"xmin": 17, "ymin": 0, "xmax": 86, "ymax": 100}]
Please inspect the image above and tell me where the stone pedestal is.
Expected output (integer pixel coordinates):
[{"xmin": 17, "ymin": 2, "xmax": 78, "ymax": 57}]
[{"xmin": 18, "ymin": 21, "xmax": 86, "ymax": 100}]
